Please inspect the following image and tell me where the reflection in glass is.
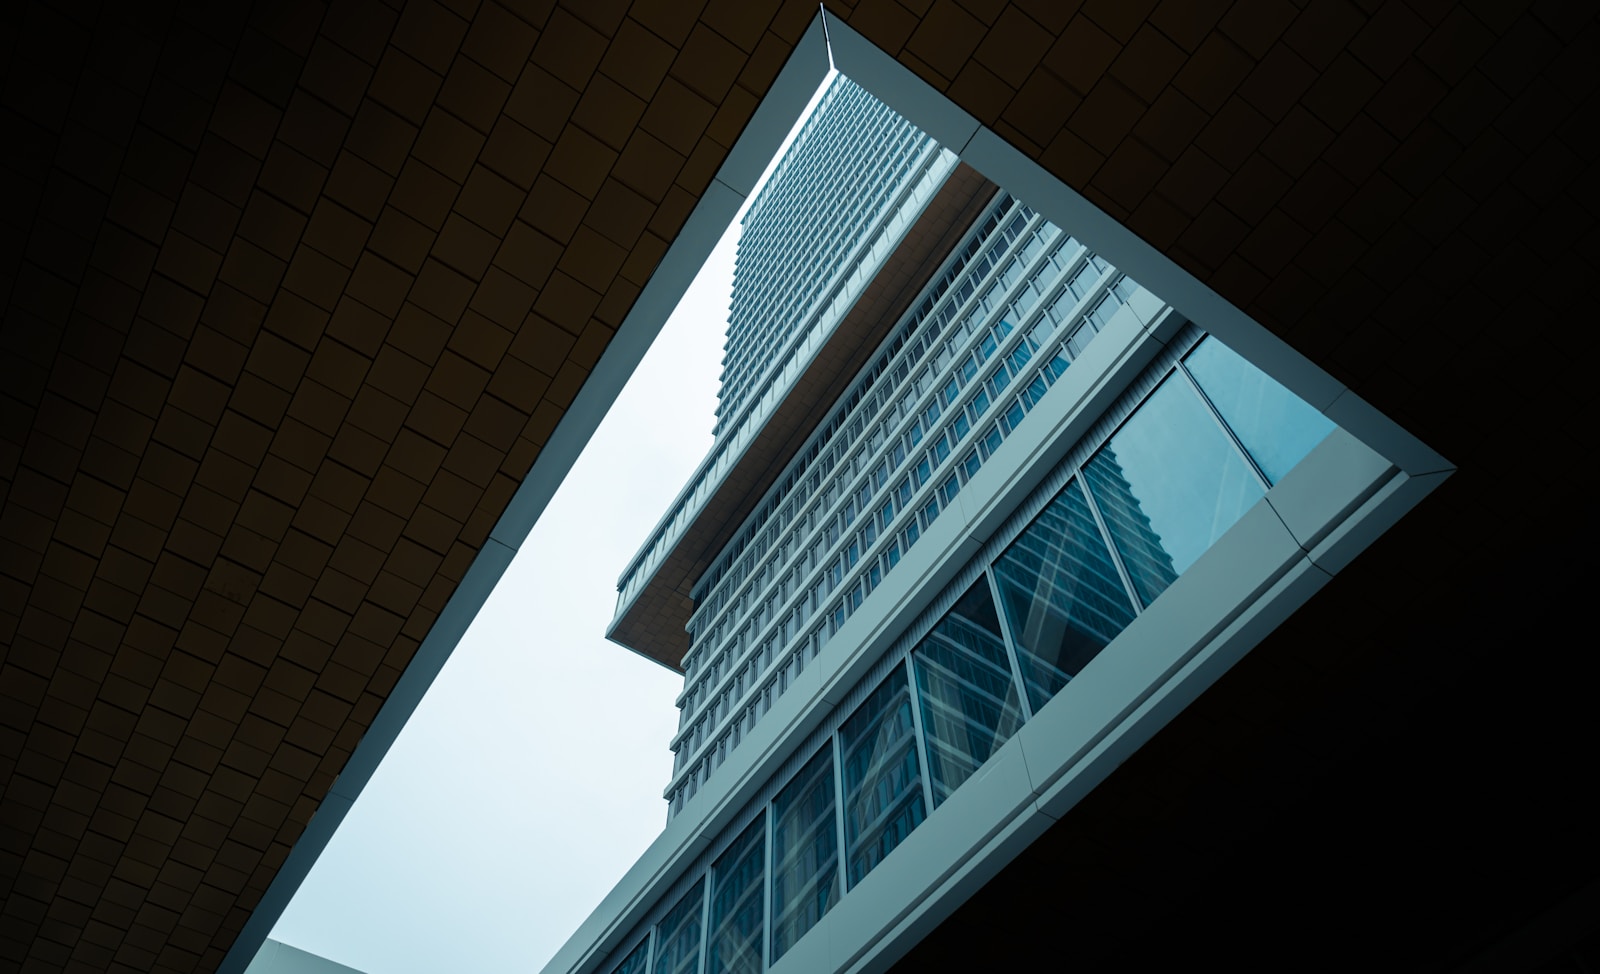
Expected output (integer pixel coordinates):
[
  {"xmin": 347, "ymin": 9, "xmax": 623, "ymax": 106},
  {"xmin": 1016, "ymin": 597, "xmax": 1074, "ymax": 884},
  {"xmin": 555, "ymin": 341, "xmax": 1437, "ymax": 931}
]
[
  {"xmin": 1088, "ymin": 375, "xmax": 1263, "ymax": 607},
  {"xmin": 912, "ymin": 579, "xmax": 1024, "ymax": 805},
  {"xmin": 1081, "ymin": 450, "xmax": 1177, "ymax": 611},
  {"xmin": 993, "ymin": 480, "xmax": 1138, "ymax": 712},
  {"xmin": 1183, "ymin": 337, "xmax": 1334, "ymax": 484},
  {"xmin": 707, "ymin": 813, "xmax": 765, "ymax": 974},
  {"xmin": 770, "ymin": 749, "xmax": 837, "ymax": 963},
  {"xmin": 840, "ymin": 667, "xmax": 925, "ymax": 887},
  {"xmin": 653, "ymin": 879, "xmax": 704, "ymax": 974},
  {"xmin": 613, "ymin": 938, "xmax": 650, "ymax": 974}
]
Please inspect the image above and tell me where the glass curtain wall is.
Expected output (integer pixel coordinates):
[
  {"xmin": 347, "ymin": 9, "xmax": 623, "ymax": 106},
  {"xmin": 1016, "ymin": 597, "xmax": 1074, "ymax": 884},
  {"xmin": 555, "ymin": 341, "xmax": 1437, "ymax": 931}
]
[
  {"xmin": 666, "ymin": 195, "xmax": 1156, "ymax": 816},
  {"xmin": 610, "ymin": 333, "xmax": 1333, "ymax": 974}
]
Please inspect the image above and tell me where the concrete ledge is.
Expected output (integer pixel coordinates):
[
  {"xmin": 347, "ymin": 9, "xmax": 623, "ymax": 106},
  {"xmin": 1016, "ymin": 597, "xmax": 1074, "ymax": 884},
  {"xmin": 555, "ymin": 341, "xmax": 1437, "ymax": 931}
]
[
  {"xmin": 1021, "ymin": 499, "xmax": 1303, "ymax": 815},
  {"xmin": 814, "ymin": 738, "xmax": 1044, "ymax": 974},
  {"xmin": 1308, "ymin": 468, "xmax": 1453, "ymax": 577},
  {"xmin": 1267, "ymin": 427, "xmax": 1396, "ymax": 553},
  {"xmin": 823, "ymin": 11, "xmax": 980, "ymax": 156},
  {"xmin": 1324, "ymin": 387, "xmax": 1454, "ymax": 477}
]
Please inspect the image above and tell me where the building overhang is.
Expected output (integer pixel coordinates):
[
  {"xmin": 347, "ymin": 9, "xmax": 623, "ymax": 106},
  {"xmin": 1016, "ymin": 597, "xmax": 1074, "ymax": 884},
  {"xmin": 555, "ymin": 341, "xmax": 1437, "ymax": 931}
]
[{"xmin": 606, "ymin": 162, "xmax": 996, "ymax": 670}]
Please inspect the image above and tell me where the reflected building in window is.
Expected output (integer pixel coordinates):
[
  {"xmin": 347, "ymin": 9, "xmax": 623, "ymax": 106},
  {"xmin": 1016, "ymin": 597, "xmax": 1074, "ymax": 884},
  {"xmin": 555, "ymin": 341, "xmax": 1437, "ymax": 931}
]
[
  {"xmin": 555, "ymin": 75, "xmax": 1358, "ymax": 974},
  {"xmin": 1078, "ymin": 447, "xmax": 1176, "ymax": 608}
]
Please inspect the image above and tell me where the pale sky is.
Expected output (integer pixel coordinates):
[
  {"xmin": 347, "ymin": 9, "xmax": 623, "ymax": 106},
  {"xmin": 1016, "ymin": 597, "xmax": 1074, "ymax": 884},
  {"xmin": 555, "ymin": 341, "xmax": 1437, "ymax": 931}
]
[{"xmin": 269, "ymin": 72, "xmax": 836, "ymax": 974}]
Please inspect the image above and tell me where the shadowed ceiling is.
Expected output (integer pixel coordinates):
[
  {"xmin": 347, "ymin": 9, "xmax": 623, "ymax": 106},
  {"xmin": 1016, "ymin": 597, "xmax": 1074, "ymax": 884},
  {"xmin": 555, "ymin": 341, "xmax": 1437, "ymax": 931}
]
[{"xmin": 2, "ymin": 0, "xmax": 1595, "ymax": 971}]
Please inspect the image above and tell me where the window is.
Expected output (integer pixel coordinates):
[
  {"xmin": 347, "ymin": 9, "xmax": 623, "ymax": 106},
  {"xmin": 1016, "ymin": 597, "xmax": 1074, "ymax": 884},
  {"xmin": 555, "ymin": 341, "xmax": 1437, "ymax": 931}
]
[
  {"xmin": 770, "ymin": 749, "xmax": 838, "ymax": 963},
  {"xmin": 993, "ymin": 479, "xmax": 1136, "ymax": 712},
  {"xmin": 706, "ymin": 815, "xmax": 765, "ymax": 974},
  {"xmin": 840, "ymin": 667, "xmax": 924, "ymax": 887},
  {"xmin": 653, "ymin": 880, "xmax": 704, "ymax": 974},
  {"xmin": 912, "ymin": 580, "xmax": 1023, "ymax": 806}
]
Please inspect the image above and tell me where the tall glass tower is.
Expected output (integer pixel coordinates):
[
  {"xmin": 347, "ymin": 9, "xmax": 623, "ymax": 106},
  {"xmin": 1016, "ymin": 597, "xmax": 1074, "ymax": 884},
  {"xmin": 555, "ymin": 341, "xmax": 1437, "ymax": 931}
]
[
  {"xmin": 718, "ymin": 79, "xmax": 940, "ymax": 438},
  {"xmin": 580, "ymin": 76, "xmax": 1345, "ymax": 974}
]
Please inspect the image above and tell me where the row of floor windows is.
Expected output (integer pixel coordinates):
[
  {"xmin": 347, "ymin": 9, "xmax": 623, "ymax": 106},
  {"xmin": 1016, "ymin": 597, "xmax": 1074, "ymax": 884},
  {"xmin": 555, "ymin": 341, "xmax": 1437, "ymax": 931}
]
[
  {"xmin": 680, "ymin": 199, "xmax": 1050, "ymax": 699},
  {"xmin": 668, "ymin": 197, "xmax": 1049, "ymax": 779},
  {"xmin": 721, "ymin": 80, "xmax": 929, "ymax": 435},
  {"xmin": 731, "ymin": 79, "xmax": 880, "ymax": 306},
  {"xmin": 684, "ymin": 196, "xmax": 1025, "ymax": 616},
  {"xmin": 726, "ymin": 95, "xmax": 923, "ymax": 377},
  {"xmin": 609, "ymin": 334, "xmax": 1334, "ymax": 972},
  {"xmin": 731, "ymin": 81, "xmax": 904, "ymax": 333},
  {"xmin": 719, "ymin": 134, "xmax": 931, "ymax": 434},
  {"xmin": 666, "ymin": 261, "xmax": 1122, "ymax": 812},
  {"xmin": 666, "ymin": 206, "xmax": 1145, "ymax": 808},
  {"xmin": 723, "ymin": 120, "xmax": 934, "ymax": 425},
  {"xmin": 681, "ymin": 210, "xmax": 1045, "ymax": 699},
  {"xmin": 613, "ymin": 146, "xmax": 957, "ymax": 614}
]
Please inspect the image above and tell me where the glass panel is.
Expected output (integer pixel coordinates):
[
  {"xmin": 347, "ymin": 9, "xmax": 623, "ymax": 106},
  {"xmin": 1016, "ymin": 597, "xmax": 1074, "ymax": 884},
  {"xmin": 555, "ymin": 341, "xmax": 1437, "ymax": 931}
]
[
  {"xmin": 1087, "ymin": 374, "xmax": 1263, "ymax": 607},
  {"xmin": 840, "ymin": 666, "xmax": 924, "ymax": 888},
  {"xmin": 1182, "ymin": 336, "xmax": 1335, "ymax": 484},
  {"xmin": 613, "ymin": 938, "xmax": 650, "ymax": 974},
  {"xmin": 993, "ymin": 480, "xmax": 1137, "ymax": 712},
  {"xmin": 770, "ymin": 748, "xmax": 838, "ymax": 963},
  {"xmin": 707, "ymin": 814, "xmax": 765, "ymax": 974},
  {"xmin": 653, "ymin": 879, "xmax": 703, "ymax": 974},
  {"xmin": 912, "ymin": 579, "xmax": 1025, "ymax": 806}
]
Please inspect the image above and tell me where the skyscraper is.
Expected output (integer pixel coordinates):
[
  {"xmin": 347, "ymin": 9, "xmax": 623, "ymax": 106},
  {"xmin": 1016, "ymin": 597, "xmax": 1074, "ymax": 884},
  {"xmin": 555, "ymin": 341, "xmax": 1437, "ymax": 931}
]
[{"xmin": 550, "ymin": 74, "xmax": 1416, "ymax": 974}]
